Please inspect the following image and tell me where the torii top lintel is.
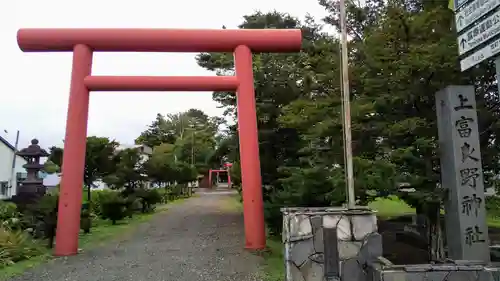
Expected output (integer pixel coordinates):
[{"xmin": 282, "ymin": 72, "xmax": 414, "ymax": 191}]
[{"xmin": 17, "ymin": 28, "xmax": 303, "ymax": 53}]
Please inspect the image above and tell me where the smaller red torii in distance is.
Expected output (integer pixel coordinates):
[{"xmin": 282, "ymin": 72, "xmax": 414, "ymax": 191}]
[
  {"xmin": 209, "ymin": 163, "xmax": 233, "ymax": 188},
  {"xmin": 209, "ymin": 169, "xmax": 230, "ymax": 188},
  {"xmin": 17, "ymin": 28, "xmax": 302, "ymax": 257}
]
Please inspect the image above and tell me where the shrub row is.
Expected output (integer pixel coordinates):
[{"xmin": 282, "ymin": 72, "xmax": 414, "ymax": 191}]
[
  {"xmin": 486, "ymin": 196, "xmax": 500, "ymax": 218},
  {"xmin": 0, "ymin": 184, "xmax": 193, "ymax": 269}
]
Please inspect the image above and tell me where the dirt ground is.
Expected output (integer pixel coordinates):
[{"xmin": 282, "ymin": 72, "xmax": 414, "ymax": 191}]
[{"xmin": 6, "ymin": 189, "xmax": 261, "ymax": 281}]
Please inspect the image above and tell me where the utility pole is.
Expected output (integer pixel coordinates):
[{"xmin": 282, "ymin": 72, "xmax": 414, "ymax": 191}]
[
  {"xmin": 191, "ymin": 131, "xmax": 195, "ymax": 166},
  {"xmin": 9, "ymin": 130, "xmax": 20, "ymax": 198},
  {"xmin": 339, "ymin": 0, "xmax": 355, "ymax": 209}
]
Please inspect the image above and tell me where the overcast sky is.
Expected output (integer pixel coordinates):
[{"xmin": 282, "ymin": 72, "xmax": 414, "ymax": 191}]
[{"xmin": 1, "ymin": 0, "xmax": 329, "ymax": 149}]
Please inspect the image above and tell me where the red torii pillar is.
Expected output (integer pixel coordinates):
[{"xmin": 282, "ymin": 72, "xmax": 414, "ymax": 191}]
[{"xmin": 16, "ymin": 28, "xmax": 302, "ymax": 256}]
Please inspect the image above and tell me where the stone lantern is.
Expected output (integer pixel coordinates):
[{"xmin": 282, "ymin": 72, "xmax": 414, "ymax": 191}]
[{"xmin": 16, "ymin": 139, "xmax": 50, "ymax": 196}]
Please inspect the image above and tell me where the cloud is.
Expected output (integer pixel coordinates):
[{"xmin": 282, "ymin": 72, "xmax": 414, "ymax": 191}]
[{"xmin": 3, "ymin": 0, "xmax": 328, "ymax": 149}]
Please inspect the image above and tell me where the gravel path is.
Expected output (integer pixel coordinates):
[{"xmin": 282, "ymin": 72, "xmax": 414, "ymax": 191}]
[{"xmin": 7, "ymin": 189, "xmax": 262, "ymax": 281}]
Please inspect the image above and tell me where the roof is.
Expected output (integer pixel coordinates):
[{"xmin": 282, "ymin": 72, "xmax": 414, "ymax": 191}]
[
  {"xmin": 117, "ymin": 144, "xmax": 153, "ymax": 155},
  {"xmin": 0, "ymin": 135, "xmax": 30, "ymax": 161},
  {"xmin": 0, "ymin": 135, "xmax": 16, "ymax": 151}
]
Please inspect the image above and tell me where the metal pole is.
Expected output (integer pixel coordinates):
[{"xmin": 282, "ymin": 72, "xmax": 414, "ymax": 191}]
[
  {"xmin": 339, "ymin": 34, "xmax": 348, "ymax": 201},
  {"xmin": 191, "ymin": 131, "xmax": 195, "ymax": 166},
  {"xmin": 9, "ymin": 130, "xmax": 20, "ymax": 197},
  {"xmin": 339, "ymin": 0, "xmax": 356, "ymax": 209}
]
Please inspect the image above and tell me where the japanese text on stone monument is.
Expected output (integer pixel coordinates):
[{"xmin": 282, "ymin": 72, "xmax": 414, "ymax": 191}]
[{"xmin": 453, "ymin": 93, "xmax": 487, "ymax": 248}]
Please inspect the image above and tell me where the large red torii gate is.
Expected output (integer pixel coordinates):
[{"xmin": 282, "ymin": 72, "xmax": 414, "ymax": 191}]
[{"xmin": 17, "ymin": 28, "xmax": 302, "ymax": 256}]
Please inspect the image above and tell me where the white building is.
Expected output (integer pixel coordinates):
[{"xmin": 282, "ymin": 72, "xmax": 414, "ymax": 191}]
[
  {"xmin": 117, "ymin": 144, "xmax": 153, "ymax": 164},
  {"xmin": 0, "ymin": 136, "xmax": 27, "ymax": 199}
]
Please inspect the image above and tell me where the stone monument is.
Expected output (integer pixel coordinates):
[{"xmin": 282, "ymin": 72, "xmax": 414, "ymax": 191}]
[
  {"xmin": 281, "ymin": 86, "xmax": 500, "ymax": 281},
  {"xmin": 436, "ymin": 85, "xmax": 490, "ymax": 262},
  {"xmin": 16, "ymin": 139, "xmax": 50, "ymax": 196},
  {"xmin": 369, "ymin": 86, "xmax": 500, "ymax": 280}
]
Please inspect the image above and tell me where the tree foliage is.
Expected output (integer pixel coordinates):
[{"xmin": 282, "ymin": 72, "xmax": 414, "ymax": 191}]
[
  {"xmin": 137, "ymin": 108, "xmax": 223, "ymax": 178},
  {"xmin": 48, "ymin": 136, "xmax": 119, "ymax": 188},
  {"xmin": 197, "ymin": 2, "xmax": 500, "ymax": 246},
  {"xmin": 83, "ymin": 137, "xmax": 119, "ymax": 188},
  {"xmin": 135, "ymin": 113, "xmax": 177, "ymax": 148},
  {"xmin": 46, "ymin": 108, "xmax": 220, "ymax": 196},
  {"xmin": 103, "ymin": 148, "xmax": 144, "ymax": 193},
  {"xmin": 142, "ymin": 143, "xmax": 196, "ymax": 187}
]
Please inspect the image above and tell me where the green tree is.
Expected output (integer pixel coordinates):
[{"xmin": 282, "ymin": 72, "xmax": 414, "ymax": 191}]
[
  {"xmin": 196, "ymin": 11, "xmax": 357, "ymax": 233},
  {"xmin": 166, "ymin": 109, "xmax": 221, "ymax": 172},
  {"xmin": 143, "ymin": 142, "xmax": 198, "ymax": 188},
  {"xmin": 42, "ymin": 160, "xmax": 59, "ymax": 174},
  {"xmin": 339, "ymin": 0, "xmax": 500, "ymax": 259},
  {"xmin": 104, "ymin": 148, "xmax": 144, "ymax": 194},
  {"xmin": 137, "ymin": 109, "xmax": 222, "ymax": 176},
  {"xmin": 207, "ymin": 130, "xmax": 238, "ymax": 169},
  {"xmin": 192, "ymin": 2, "xmax": 500, "ymax": 262},
  {"xmin": 174, "ymin": 127, "xmax": 216, "ymax": 174},
  {"xmin": 304, "ymin": 0, "xmax": 500, "ymax": 260},
  {"xmin": 143, "ymin": 143, "xmax": 178, "ymax": 186},
  {"xmin": 166, "ymin": 109, "xmax": 221, "ymax": 138},
  {"xmin": 84, "ymin": 137, "xmax": 120, "ymax": 195},
  {"xmin": 48, "ymin": 136, "xmax": 119, "ymax": 202},
  {"xmin": 47, "ymin": 146, "xmax": 63, "ymax": 168},
  {"xmin": 173, "ymin": 161, "xmax": 198, "ymax": 185},
  {"xmin": 135, "ymin": 113, "xmax": 177, "ymax": 147}
]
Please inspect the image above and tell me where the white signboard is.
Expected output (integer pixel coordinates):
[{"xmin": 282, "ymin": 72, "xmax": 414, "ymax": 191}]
[
  {"xmin": 461, "ymin": 36, "xmax": 500, "ymax": 70},
  {"xmin": 457, "ymin": 9, "xmax": 500, "ymax": 55},
  {"xmin": 455, "ymin": 0, "xmax": 500, "ymax": 32}
]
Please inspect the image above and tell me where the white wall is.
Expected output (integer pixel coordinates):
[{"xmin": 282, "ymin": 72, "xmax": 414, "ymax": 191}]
[
  {"xmin": 0, "ymin": 143, "xmax": 27, "ymax": 199},
  {"xmin": 11, "ymin": 156, "xmax": 27, "ymax": 198}
]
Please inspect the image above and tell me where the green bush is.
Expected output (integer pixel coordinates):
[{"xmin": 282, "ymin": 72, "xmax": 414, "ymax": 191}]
[
  {"xmin": 157, "ymin": 188, "xmax": 168, "ymax": 204},
  {"xmin": 100, "ymin": 193, "xmax": 126, "ymax": 225},
  {"xmin": 0, "ymin": 201, "xmax": 22, "ymax": 230},
  {"xmin": 123, "ymin": 194, "xmax": 141, "ymax": 217},
  {"xmin": 486, "ymin": 196, "xmax": 500, "ymax": 218},
  {"xmin": 169, "ymin": 184, "xmax": 184, "ymax": 199},
  {"xmin": 26, "ymin": 194, "xmax": 59, "ymax": 248},
  {"xmin": 229, "ymin": 162, "xmax": 242, "ymax": 188},
  {"xmin": 233, "ymin": 185, "xmax": 242, "ymax": 196},
  {"xmin": 135, "ymin": 189, "xmax": 162, "ymax": 213},
  {"xmin": 92, "ymin": 190, "xmax": 119, "ymax": 218},
  {"xmin": 80, "ymin": 209, "xmax": 91, "ymax": 234},
  {"xmin": 0, "ymin": 227, "xmax": 44, "ymax": 268},
  {"xmin": 0, "ymin": 186, "xmax": 175, "ymax": 269},
  {"xmin": 0, "ymin": 185, "xmax": 175, "ymax": 269}
]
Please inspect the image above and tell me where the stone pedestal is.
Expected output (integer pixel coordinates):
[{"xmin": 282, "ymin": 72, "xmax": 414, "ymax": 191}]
[
  {"xmin": 372, "ymin": 263, "xmax": 500, "ymax": 281},
  {"xmin": 281, "ymin": 207, "xmax": 383, "ymax": 281}
]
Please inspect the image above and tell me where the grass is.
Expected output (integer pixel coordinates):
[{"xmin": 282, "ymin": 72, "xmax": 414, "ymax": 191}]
[
  {"xmin": 367, "ymin": 196, "xmax": 415, "ymax": 218},
  {"xmin": 259, "ymin": 236, "xmax": 284, "ymax": 281},
  {"xmin": 368, "ymin": 196, "xmax": 500, "ymax": 227},
  {"xmin": 0, "ymin": 198, "xmax": 187, "ymax": 280},
  {"xmin": 78, "ymin": 211, "xmax": 158, "ymax": 248},
  {"xmin": 219, "ymin": 194, "xmax": 243, "ymax": 212},
  {"xmin": 220, "ymin": 195, "xmax": 284, "ymax": 281}
]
